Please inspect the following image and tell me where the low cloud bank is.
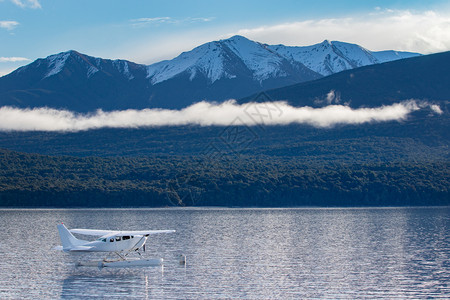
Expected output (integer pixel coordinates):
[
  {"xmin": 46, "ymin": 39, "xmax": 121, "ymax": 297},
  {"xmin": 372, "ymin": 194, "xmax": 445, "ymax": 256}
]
[{"xmin": 0, "ymin": 100, "xmax": 441, "ymax": 132}]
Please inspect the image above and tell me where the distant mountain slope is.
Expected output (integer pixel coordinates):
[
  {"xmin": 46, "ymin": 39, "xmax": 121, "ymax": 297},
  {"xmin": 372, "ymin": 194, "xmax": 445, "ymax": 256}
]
[
  {"xmin": 0, "ymin": 36, "xmax": 420, "ymax": 111},
  {"xmin": 243, "ymin": 51, "xmax": 450, "ymax": 109}
]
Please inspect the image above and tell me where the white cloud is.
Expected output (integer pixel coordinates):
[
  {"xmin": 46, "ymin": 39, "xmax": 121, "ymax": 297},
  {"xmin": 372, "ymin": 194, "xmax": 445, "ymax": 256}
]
[
  {"xmin": 0, "ymin": 20, "xmax": 19, "ymax": 31},
  {"xmin": 11, "ymin": 0, "xmax": 41, "ymax": 9},
  {"xmin": 0, "ymin": 57, "xmax": 30, "ymax": 62},
  {"xmin": 430, "ymin": 104, "xmax": 443, "ymax": 114},
  {"xmin": 130, "ymin": 17, "xmax": 172, "ymax": 27},
  {"xmin": 130, "ymin": 16, "xmax": 213, "ymax": 28},
  {"xmin": 187, "ymin": 17, "xmax": 214, "ymax": 22},
  {"xmin": 0, "ymin": 100, "xmax": 440, "ymax": 132},
  {"xmin": 227, "ymin": 9, "xmax": 450, "ymax": 54},
  {"xmin": 325, "ymin": 90, "xmax": 340, "ymax": 105},
  {"xmin": 0, "ymin": 56, "xmax": 30, "ymax": 76}
]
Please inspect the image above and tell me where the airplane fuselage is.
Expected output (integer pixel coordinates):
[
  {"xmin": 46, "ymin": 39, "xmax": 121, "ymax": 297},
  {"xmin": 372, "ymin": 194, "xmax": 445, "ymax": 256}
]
[
  {"xmin": 57, "ymin": 223, "xmax": 174, "ymax": 254},
  {"xmin": 70, "ymin": 235, "xmax": 147, "ymax": 252}
]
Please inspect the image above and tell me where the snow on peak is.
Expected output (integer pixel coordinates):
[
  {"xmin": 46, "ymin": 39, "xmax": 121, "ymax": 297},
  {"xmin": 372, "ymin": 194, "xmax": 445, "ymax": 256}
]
[
  {"xmin": 37, "ymin": 36, "xmax": 421, "ymax": 85},
  {"xmin": 43, "ymin": 50, "xmax": 98, "ymax": 79},
  {"xmin": 86, "ymin": 65, "xmax": 99, "ymax": 78},
  {"xmin": 269, "ymin": 40, "xmax": 380, "ymax": 76},
  {"xmin": 85, "ymin": 56, "xmax": 136, "ymax": 80},
  {"xmin": 41, "ymin": 51, "xmax": 138, "ymax": 80},
  {"xmin": 371, "ymin": 50, "xmax": 420, "ymax": 63},
  {"xmin": 225, "ymin": 35, "xmax": 249, "ymax": 42},
  {"xmin": 147, "ymin": 40, "xmax": 232, "ymax": 84},
  {"xmin": 222, "ymin": 35, "xmax": 286, "ymax": 81},
  {"xmin": 44, "ymin": 51, "xmax": 71, "ymax": 78},
  {"xmin": 112, "ymin": 60, "xmax": 135, "ymax": 80},
  {"xmin": 147, "ymin": 35, "xmax": 286, "ymax": 84},
  {"xmin": 331, "ymin": 41, "xmax": 378, "ymax": 66}
]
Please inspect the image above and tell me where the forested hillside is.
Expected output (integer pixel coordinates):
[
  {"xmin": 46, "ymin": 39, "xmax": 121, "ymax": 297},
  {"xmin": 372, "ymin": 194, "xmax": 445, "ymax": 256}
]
[{"xmin": 0, "ymin": 148, "xmax": 448, "ymax": 207}]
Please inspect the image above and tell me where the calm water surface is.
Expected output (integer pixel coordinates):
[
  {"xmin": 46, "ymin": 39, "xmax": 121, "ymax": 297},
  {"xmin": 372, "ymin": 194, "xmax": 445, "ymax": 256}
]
[{"xmin": 0, "ymin": 207, "xmax": 449, "ymax": 299}]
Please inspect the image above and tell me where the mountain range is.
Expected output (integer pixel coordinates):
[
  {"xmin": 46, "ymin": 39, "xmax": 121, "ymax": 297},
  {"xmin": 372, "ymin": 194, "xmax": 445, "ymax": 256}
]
[
  {"xmin": 0, "ymin": 35, "xmax": 419, "ymax": 111},
  {"xmin": 0, "ymin": 50, "xmax": 448, "ymax": 159},
  {"xmin": 0, "ymin": 37, "xmax": 448, "ymax": 207}
]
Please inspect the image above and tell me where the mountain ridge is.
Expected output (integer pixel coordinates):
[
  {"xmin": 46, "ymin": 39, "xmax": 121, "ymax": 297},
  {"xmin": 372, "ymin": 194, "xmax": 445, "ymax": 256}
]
[
  {"xmin": 242, "ymin": 50, "xmax": 450, "ymax": 110},
  {"xmin": 0, "ymin": 35, "xmax": 421, "ymax": 111},
  {"xmin": 268, "ymin": 39, "xmax": 419, "ymax": 76}
]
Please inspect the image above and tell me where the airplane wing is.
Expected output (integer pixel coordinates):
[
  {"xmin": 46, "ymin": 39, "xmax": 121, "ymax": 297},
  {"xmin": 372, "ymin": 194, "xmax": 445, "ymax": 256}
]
[
  {"xmin": 70, "ymin": 229, "xmax": 176, "ymax": 237},
  {"xmin": 69, "ymin": 229, "xmax": 119, "ymax": 236},
  {"xmin": 116, "ymin": 230, "xmax": 176, "ymax": 236}
]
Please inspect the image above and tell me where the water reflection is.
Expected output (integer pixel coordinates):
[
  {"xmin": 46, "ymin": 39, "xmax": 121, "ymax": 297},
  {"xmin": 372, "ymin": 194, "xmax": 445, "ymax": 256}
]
[
  {"xmin": 61, "ymin": 269, "xmax": 164, "ymax": 299},
  {"xmin": 0, "ymin": 207, "xmax": 449, "ymax": 299}
]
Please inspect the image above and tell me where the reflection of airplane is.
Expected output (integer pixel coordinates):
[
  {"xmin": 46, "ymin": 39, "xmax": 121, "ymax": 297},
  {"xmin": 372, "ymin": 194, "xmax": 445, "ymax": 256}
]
[{"xmin": 56, "ymin": 223, "xmax": 175, "ymax": 267}]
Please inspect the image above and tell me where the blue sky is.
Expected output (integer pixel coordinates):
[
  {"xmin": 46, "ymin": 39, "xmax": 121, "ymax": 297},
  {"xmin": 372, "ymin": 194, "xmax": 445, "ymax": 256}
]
[{"xmin": 1, "ymin": 0, "xmax": 450, "ymax": 76}]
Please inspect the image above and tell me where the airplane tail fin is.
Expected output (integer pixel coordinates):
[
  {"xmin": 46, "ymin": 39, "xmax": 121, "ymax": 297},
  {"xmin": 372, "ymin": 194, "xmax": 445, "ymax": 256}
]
[{"xmin": 57, "ymin": 223, "xmax": 81, "ymax": 250}]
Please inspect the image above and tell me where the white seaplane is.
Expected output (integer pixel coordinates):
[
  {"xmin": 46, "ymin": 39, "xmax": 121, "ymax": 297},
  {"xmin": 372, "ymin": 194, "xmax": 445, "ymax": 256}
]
[{"xmin": 56, "ymin": 223, "xmax": 175, "ymax": 268}]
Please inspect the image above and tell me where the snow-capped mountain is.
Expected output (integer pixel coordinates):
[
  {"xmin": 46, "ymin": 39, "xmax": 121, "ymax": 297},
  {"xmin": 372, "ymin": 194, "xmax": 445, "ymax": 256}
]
[
  {"xmin": 0, "ymin": 36, "xmax": 421, "ymax": 111},
  {"xmin": 147, "ymin": 36, "xmax": 419, "ymax": 83},
  {"xmin": 18, "ymin": 50, "xmax": 146, "ymax": 81},
  {"xmin": 0, "ymin": 51, "xmax": 150, "ymax": 111},
  {"xmin": 145, "ymin": 34, "xmax": 321, "ymax": 98},
  {"xmin": 269, "ymin": 39, "xmax": 419, "ymax": 76},
  {"xmin": 146, "ymin": 35, "xmax": 315, "ymax": 84}
]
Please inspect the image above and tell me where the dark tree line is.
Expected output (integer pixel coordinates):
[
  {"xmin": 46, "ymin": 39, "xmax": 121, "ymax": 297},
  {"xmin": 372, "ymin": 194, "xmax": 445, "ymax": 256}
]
[{"xmin": 0, "ymin": 148, "xmax": 448, "ymax": 207}]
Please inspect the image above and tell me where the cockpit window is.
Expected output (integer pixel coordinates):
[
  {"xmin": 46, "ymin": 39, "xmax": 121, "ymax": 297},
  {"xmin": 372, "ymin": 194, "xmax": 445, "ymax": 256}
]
[
  {"xmin": 116, "ymin": 236, "xmax": 121, "ymax": 241},
  {"xmin": 110, "ymin": 238, "xmax": 114, "ymax": 242},
  {"xmin": 123, "ymin": 236, "xmax": 130, "ymax": 240},
  {"xmin": 101, "ymin": 238, "xmax": 106, "ymax": 242}
]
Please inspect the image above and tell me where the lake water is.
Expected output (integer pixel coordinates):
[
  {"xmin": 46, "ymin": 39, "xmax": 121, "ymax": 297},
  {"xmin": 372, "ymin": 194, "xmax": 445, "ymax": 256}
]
[{"xmin": 0, "ymin": 207, "xmax": 449, "ymax": 299}]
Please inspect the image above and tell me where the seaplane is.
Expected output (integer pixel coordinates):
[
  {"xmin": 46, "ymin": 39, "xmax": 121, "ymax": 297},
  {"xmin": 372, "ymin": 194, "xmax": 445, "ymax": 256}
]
[{"xmin": 56, "ymin": 223, "xmax": 175, "ymax": 268}]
